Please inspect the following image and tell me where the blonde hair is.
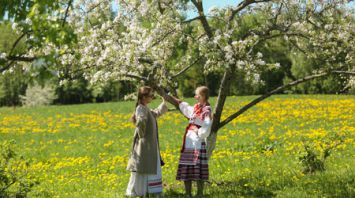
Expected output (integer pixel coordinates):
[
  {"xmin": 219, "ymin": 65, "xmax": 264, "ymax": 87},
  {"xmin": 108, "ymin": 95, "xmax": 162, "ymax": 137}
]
[{"xmin": 196, "ymin": 86, "xmax": 209, "ymax": 101}]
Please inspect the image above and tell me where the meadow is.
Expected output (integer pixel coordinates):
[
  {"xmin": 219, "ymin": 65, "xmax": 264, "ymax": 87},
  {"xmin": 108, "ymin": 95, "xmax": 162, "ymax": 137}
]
[{"xmin": 0, "ymin": 95, "xmax": 354, "ymax": 197}]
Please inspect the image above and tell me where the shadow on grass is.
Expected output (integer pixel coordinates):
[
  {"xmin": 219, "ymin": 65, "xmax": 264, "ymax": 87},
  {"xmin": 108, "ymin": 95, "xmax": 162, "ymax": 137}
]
[
  {"xmin": 164, "ymin": 172, "xmax": 354, "ymax": 197},
  {"xmin": 164, "ymin": 179, "xmax": 275, "ymax": 198}
]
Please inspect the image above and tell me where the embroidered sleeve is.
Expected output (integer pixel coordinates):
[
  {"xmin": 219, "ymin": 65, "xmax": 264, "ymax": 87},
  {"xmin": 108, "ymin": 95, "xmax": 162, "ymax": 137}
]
[
  {"xmin": 179, "ymin": 102, "xmax": 194, "ymax": 119},
  {"xmin": 151, "ymin": 101, "xmax": 168, "ymax": 118},
  {"xmin": 135, "ymin": 105, "xmax": 148, "ymax": 138},
  {"xmin": 197, "ymin": 107, "xmax": 212, "ymax": 139}
]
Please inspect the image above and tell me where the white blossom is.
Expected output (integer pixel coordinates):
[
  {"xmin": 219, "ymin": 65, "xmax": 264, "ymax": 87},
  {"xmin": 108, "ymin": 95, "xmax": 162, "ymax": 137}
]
[
  {"xmin": 208, "ymin": 6, "xmax": 219, "ymax": 16},
  {"xmin": 255, "ymin": 59, "xmax": 265, "ymax": 65},
  {"xmin": 0, "ymin": 52, "xmax": 6, "ymax": 59},
  {"xmin": 11, "ymin": 23, "xmax": 18, "ymax": 30},
  {"xmin": 25, "ymin": 18, "xmax": 33, "ymax": 25},
  {"xmin": 4, "ymin": 0, "xmax": 350, "ymax": 87}
]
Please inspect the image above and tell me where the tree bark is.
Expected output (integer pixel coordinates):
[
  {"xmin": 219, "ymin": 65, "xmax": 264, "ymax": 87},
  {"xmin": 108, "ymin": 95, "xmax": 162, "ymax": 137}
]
[
  {"xmin": 191, "ymin": 0, "xmax": 213, "ymax": 38},
  {"xmin": 62, "ymin": 0, "xmax": 73, "ymax": 26},
  {"xmin": 207, "ymin": 68, "xmax": 233, "ymax": 157},
  {"xmin": 151, "ymin": 84, "xmax": 180, "ymax": 108}
]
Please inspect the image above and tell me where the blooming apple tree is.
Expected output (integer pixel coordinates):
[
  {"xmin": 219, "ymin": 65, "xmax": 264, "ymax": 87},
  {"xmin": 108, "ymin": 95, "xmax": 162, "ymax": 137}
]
[{"xmin": 1, "ymin": 0, "xmax": 354, "ymax": 156}]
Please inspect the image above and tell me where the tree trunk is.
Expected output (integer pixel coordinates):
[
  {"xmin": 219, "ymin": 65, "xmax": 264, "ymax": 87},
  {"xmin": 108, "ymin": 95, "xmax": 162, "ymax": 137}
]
[{"xmin": 207, "ymin": 69, "xmax": 233, "ymax": 157}]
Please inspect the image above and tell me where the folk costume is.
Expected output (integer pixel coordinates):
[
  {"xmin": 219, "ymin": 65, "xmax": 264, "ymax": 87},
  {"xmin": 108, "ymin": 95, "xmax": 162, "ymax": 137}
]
[
  {"xmin": 176, "ymin": 101, "xmax": 212, "ymax": 181},
  {"xmin": 126, "ymin": 102, "xmax": 168, "ymax": 197}
]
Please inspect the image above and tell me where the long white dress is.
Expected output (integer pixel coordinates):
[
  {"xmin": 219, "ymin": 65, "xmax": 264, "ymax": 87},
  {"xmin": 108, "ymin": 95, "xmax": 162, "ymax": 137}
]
[{"xmin": 126, "ymin": 151, "xmax": 162, "ymax": 197}]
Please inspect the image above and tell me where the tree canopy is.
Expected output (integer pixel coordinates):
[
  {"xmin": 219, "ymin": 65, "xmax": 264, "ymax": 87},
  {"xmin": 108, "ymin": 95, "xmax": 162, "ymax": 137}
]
[{"xmin": 0, "ymin": 0, "xmax": 354, "ymax": 155}]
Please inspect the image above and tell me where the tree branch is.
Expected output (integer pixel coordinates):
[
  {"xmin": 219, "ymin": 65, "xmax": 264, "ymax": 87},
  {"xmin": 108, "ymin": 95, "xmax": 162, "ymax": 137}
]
[
  {"xmin": 150, "ymin": 84, "xmax": 180, "ymax": 108},
  {"xmin": 0, "ymin": 60, "xmax": 15, "ymax": 73},
  {"xmin": 150, "ymin": 27, "xmax": 177, "ymax": 48},
  {"xmin": 86, "ymin": 1, "xmax": 105, "ymax": 14},
  {"xmin": 183, "ymin": 16, "xmax": 202, "ymax": 24},
  {"xmin": 158, "ymin": 0, "xmax": 165, "ymax": 14},
  {"xmin": 273, "ymin": 2, "xmax": 284, "ymax": 24},
  {"xmin": 230, "ymin": 0, "xmax": 255, "ymax": 22},
  {"xmin": 229, "ymin": 0, "xmax": 272, "ymax": 22},
  {"xmin": 172, "ymin": 56, "xmax": 201, "ymax": 78},
  {"xmin": 191, "ymin": 0, "xmax": 213, "ymax": 38},
  {"xmin": 289, "ymin": 39, "xmax": 307, "ymax": 54},
  {"xmin": 0, "ymin": 30, "xmax": 33, "ymax": 72},
  {"xmin": 62, "ymin": 0, "xmax": 73, "ymax": 27},
  {"xmin": 7, "ymin": 55, "xmax": 36, "ymax": 62},
  {"xmin": 332, "ymin": 70, "xmax": 355, "ymax": 75},
  {"xmin": 247, "ymin": 32, "xmax": 310, "ymax": 55},
  {"xmin": 138, "ymin": 57, "xmax": 154, "ymax": 65},
  {"xmin": 125, "ymin": 73, "xmax": 148, "ymax": 81},
  {"xmin": 218, "ymin": 70, "xmax": 355, "ymax": 129},
  {"xmin": 9, "ymin": 32, "xmax": 28, "ymax": 56}
]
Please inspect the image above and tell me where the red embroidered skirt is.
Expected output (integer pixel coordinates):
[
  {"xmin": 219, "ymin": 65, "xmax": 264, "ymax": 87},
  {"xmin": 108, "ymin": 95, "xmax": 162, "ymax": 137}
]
[{"xmin": 176, "ymin": 142, "xmax": 209, "ymax": 181}]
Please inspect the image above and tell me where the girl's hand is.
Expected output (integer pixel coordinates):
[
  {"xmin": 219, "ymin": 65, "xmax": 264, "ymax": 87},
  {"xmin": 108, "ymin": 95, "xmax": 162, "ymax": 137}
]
[
  {"xmin": 172, "ymin": 95, "xmax": 182, "ymax": 104},
  {"xmin": 190, "ymin": 125, "xmax": 198, "ymax": 132}
]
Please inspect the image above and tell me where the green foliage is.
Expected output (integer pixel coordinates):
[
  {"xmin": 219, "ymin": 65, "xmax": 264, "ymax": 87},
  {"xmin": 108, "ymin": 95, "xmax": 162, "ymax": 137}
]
[
  {"xmin": 23, "ymin": 2, "xmax": 77, "ymax": 48},
  {"xmin": 1, "ymin": 1, "xmax": 75, "ymax": 46},
  {"xmin": 0, "ymin": 140, "xmax": 39, "ymax": 198},
  {"xmin": 0, "ymin": 22, "xmax": 26, "ymax": 54},
  {"xmin": 259, "ymin": 139, "xmax": 280, "ymax": 153},
  {"xmin": 298, "ymin": 144, "xmax": 326, "ymax": 174},
  {"xmin": 91, "ymin": 80, "xmax": 130, "ymax": 102},
  {"xmin": 55, "ymin": 77, "xmax": 94, "ymax": 104},
  {"xmin": 176, "ymin": 64, "xmax": 207, "ymax": 97},
  {"xmin": 257, "ymin": 39, "xmax": 294, "ymax": 92},
  {"xmin": 288, "ymin": 52, "xmax": 348, "ymax": 94},
  {"xmin": 0, "ymin": 22, "xmax": 30, "ymax": 106},
  {"xmin": 298, "ymin": 139, "xmax": 343, "ymax": 174},
  {"xmin": 229, "ymin": 70, "xmax": 257, "ymax": 95},
  {"xmin": 0, "ymin": 68, "xmax": 29, "ymax": 106},
  {"xmin": 0, "ymin": 1, "xmax": 34, "ymax": 21},
  {"xmin": 0, "ymin": 1, "xmax": 77, "ymax": 78},
  {"xmin": 54, "ymin": 77, "xmax": 136, "ymax": 104}
]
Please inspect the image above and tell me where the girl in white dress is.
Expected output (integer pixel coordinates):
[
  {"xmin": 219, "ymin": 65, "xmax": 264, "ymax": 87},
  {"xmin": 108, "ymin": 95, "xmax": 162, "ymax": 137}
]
[{"xmin": 126, "ymin": 86, "xmax": 168, "ymax": 197}]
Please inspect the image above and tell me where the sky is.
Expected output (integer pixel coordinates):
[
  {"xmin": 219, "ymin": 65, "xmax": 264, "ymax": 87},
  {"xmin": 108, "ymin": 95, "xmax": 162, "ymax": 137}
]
[
  {"xmin": 188, "ymin": 0, "xmax": 238, "ymax": 18},
  {"xmin": 3, "ymin": 1, "xmax": 353, "ymax": 21},
  {"xmin": 198, "ymin": 0, "xmax": 237, "ymax": 10},
  {"xmin": 112, "ymin": 1, "xmax": 354, "ymax": 19},
  {"xmin": 111, "ymin": 0, "xmax": 239, "ymax": 18}
]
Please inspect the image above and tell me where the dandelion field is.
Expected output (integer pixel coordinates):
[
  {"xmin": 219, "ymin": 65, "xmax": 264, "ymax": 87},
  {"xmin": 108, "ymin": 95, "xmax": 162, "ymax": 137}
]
[{"xmin": 0, "ymin": 95, "xmax": 354, "ymax": 197}]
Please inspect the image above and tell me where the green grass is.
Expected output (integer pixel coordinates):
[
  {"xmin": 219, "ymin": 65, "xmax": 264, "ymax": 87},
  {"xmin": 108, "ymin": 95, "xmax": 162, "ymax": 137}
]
[{"xmin": 0, "ymin": 95, "xmax": 354, "ymax": 197}]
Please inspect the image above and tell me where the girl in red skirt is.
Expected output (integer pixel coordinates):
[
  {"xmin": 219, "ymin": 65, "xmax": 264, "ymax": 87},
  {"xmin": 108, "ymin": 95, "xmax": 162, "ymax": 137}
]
[{"xmin": 175, "ymin": 86, "xmax": 212, "ymax": 197}]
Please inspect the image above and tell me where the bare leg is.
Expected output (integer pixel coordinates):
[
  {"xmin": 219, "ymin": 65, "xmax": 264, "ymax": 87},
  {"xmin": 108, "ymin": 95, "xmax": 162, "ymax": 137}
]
[
  {"xmin": 184, "ymin": 181, "xmax": 192, "ymax": 197},
  {"xmin": 197, "ymin": 181, "xmax": 204, "ymax": 197}
]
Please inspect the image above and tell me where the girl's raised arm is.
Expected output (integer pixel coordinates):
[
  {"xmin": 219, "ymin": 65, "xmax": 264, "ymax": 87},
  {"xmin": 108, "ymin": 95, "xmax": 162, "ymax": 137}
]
[
  {"xmin": 179, "ymin": 102, "xmax": 194, "ymax": 119},
  {"xmin": 151, "ymin": 99, "xmax": 168, "ymax": 118}
]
